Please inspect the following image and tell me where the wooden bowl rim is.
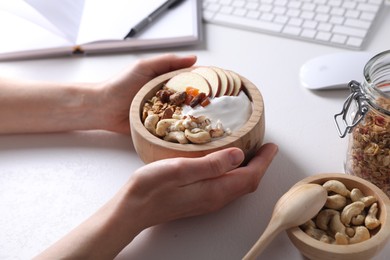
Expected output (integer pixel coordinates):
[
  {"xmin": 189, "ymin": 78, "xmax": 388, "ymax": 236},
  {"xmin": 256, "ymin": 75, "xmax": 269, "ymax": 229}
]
[
  {"xmin": 287, "ymin": 173, "xmax": 390, "ymax": 254},
  {"xmin": 129, "ymin": 67, "xmax": 264, "ymax": 152}
]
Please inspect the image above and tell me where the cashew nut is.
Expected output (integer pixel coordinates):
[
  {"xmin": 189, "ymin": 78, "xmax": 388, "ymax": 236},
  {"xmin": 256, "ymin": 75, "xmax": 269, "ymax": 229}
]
[
  {"xmin": 341, "ymin": 201, "xmax": 365, "ymax": 226},
  {"xmin": 164, "ymin": 131, "xmax": 188, "ymax": 144},
  {"xmin": 325, "ymin": 194, "xmax": 347, "ymax": 210},
  {"xmin": 351, "ymin": 212, "xmax": 366, "ymax": 226},
  {"xmin": 319, "ymin": 234, "xmax": 334, "ymax": 244},
  {"xmin": 329, "ymin": 213, "xmax": 346, "ymax": 237},
  {"xmin": 346, "ymin": 227, "xmax": 355, "ymax": 237},
  {"xmin": 184, "ymin": 129, "xmax": 211, "ymax": 144},
  {"xmin": 155, "ymin": 119, "xmax": 178, "ymax": 137},
  {"xmin": 350, "ymin": 188, "xmax": 377, "ymax": 207},
  {"xmin": 365, "ymin": 203, "xmax": 381, "ymax": 230},
  {"xmin": 171, "ymin": 119, "xmax": 185, "ymax": 132},
  {"xmin": 144, "ymin": 114, "xmax": 159, "ymax": 135},
  {"xmin": 335, "ymin": 232, "xmax": 349, "ymax": 245},
  {"xmin": 300, "ymin": 219, "xmax": 316, "ymax": 231},
  {"xmin": 323, "ymin": 180, "xmax": 350, "ymax": 197},
  {"xmin": 315, "ymin": 209, "xmax": 339, "ymax": 231},
  {"xmin": 349, "ymin": 226, "xmax": 370, "ymax": 244},
  {"xmin": 304, "ymin": 227, "xmax": 328, "ymax": 240}
]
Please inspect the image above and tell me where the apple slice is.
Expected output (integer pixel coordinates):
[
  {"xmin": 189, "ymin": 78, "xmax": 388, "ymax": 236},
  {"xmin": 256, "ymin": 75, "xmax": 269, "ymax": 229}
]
[
  {"xmin": 165, "ymin": 72, "xmax": 211, "ymax": 97},
  {"xmin": 192, "ymin": 67, "xmax": 221, "ymax": 98},
  {"xmin": 227, "ymin": 70, "xmax": 242, "ymax": 96},
  {"xmin": 210, "ymin": 67, "xmax": 229, "ymax": 97},
  {"xmin": 224, "ymin": 69, "xmax": 235, "ymax": 96}
]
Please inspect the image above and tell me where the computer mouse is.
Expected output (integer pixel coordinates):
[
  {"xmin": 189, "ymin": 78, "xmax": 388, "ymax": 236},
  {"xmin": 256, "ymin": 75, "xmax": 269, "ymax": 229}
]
[{"xmin": 300, "ymin": 52, "xmax": 372, "ymax": 90}]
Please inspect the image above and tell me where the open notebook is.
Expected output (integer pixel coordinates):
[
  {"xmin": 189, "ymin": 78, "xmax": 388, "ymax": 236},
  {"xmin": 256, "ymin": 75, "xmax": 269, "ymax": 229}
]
[{"xmin": 0, "ymin": 0, "xmax": 202, "ymax": 60}]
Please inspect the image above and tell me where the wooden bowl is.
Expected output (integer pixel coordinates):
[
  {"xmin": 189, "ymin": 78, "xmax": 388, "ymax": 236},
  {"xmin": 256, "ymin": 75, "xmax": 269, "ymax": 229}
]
[
  {"xmin": 129, "ymin": 68, "xmax": 265, "ymax": 164},
  {"xmin": 286, "ymin": 173, "xmax": 390, "ymax": 260}
]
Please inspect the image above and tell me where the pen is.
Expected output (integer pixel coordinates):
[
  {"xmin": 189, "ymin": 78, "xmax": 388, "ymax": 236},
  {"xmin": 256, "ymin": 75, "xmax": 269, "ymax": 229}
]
[{"xmin": 124, "ymin": 0, "xmax": 184, "ymax": 39}]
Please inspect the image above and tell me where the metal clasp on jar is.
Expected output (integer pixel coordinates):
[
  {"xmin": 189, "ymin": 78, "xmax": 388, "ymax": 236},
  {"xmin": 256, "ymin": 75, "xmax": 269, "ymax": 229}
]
[{"xmin": 334, "ymin": 80, "xmax": 369, "ymax": 138}]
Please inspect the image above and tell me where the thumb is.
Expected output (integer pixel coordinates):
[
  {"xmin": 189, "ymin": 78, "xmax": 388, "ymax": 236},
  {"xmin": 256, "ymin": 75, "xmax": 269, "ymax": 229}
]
[{"xmin": 178, "ymin": 147, "xmax": 245, "ymax": 185}]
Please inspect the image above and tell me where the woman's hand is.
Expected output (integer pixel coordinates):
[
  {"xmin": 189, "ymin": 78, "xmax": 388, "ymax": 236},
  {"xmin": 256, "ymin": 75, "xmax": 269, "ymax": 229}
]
[
  {"xmin": 97, "ymin": 54, "xmax": 197, "ymax": 134},
  {"xmin": 36, "ymin": 144, "xmax": 278, "ymax": 259},
  {"xmin": 0, "ymin": 54, "xmax": 196, "ymax": 134},
  {"xmin": 122, "ymin": 143, "xmax": 278, "ymax": 230}
]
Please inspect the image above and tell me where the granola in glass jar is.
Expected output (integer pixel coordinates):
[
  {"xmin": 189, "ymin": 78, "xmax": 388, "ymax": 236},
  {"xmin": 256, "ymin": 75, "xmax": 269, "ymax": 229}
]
[{"xmin": 345, "ymin": 97, "xmax": 390, "ymax": 196}]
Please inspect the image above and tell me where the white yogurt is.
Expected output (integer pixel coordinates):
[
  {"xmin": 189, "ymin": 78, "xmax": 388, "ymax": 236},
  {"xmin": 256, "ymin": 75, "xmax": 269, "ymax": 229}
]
[{"xmin": 182, "ymin": 91, "xmax": 252, "ymax": 132}]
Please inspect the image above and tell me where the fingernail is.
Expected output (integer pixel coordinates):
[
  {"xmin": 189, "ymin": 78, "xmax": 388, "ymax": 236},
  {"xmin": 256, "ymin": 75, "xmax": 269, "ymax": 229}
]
[{"xmin": 229, "ymin": 149, "xmax": 244, "ymax": 165}]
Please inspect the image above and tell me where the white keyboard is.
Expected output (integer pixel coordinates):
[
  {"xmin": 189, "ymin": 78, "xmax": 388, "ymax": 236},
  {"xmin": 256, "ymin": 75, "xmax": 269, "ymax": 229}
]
[{"xmin": 202, "ymin": 0, "xmax": 384, "ymax": 49}]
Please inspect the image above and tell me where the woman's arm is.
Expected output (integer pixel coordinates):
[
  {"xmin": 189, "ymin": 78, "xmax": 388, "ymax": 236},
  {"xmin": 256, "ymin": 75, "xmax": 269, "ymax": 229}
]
[
  {"xmin": 0, "ymin": 54, "xmax": 197, "ymax": 134},
  {"xmin": 35, "ymin": 144, "xmax": 278, "ymax": 259}
]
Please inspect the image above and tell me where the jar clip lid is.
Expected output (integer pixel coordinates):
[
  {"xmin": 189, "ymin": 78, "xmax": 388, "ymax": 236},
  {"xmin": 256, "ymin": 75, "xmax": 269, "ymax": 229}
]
[{"xmin": 334, "ymin": 80, "xmax": 369, "ymax": 138}]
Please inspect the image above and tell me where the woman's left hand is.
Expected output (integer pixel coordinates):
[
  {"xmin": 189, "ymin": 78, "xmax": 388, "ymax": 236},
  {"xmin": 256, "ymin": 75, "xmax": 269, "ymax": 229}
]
[{"xmin": 97, "ymin": 54, "xmax": 197, "ymax": 134}]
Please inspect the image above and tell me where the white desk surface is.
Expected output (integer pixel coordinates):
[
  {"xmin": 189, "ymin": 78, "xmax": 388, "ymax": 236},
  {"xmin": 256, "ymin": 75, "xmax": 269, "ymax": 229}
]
[{"xmin": 1, "ymin": 8, "xmax": 390, "ymax": 260}]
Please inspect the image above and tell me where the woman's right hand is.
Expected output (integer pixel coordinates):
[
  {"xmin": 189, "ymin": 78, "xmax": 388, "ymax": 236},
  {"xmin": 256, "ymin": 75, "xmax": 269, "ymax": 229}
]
[{"xmin": 123, "ymin": 143, "xmax": 278, "ymax": 229}]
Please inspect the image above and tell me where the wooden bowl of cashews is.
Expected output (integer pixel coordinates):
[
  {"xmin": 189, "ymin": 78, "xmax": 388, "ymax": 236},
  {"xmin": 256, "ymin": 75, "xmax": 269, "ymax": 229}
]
[
  {"xmin": 286, "ymin": 173, "xmax": 390, "ymax": 260},
  {"xmin": 129, "ymin": 67, "xmax": 265, "ymax": 164}
]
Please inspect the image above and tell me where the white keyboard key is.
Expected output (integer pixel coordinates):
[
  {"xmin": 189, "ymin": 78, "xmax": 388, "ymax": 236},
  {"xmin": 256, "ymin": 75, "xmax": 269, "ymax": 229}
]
[
  {"xmin": 283, "ymin": 25, "xmax": 302, "ymax": 35},
  {"xmin": 275, "ymin": 0, "xmax": 288, "ymax": 5},
  {"xmin": 260, "ymin": 13, "xmax": 275, "ymax": 21},
  {"xmin": 286, "ymin": 9, "xmax": 301, "ymax": 17},
  {"xmin": 288, "ymin": 17, "xmax": 303, "ymax": 26},
  {"xmin": 345, "ymin": 10, "xmax": 360, "ymax": 18},
  {"xmin": 344, "ymin": 18, "xmax": 371, "ymax": 29},
  {"xmin": 259, "ymin": 4, "xmax": 272, "ymax": 12},
  {"xmin": 346, "ymin": 37, "xmax": 363, "ymax": 47},
  {"xmin": 301, "ymin": 28, "xmax": 317, "ymax": 38},
  {"xmin": 331, "ymin": 34, "xmax": 347, "ymax": 44},
  {"xmin": 317, "ymin": 22, "xmax": 333, "ymax": 32},
  {"xmin": 302, "ymin": 3, "xmax": 316, "ymax": 11},
  {"xmin": 316, "ymin": 31, "xmax": 332, "ymax": 41},
  {"xmin": 206, "ymin": 3, "xmax": 221, "ymax": 12},
  {"xmin": 302, "ymin": 20, "xmax": 318, "ymax": 29},
  {"xmin": 247, "ymin": 10, "xmax": 260, "ymax": 19},
  {"xmin": 245, "ymin": 2, "xmax": 258, "ymax": 10},
  {"xmin": 315, "ymin": 13, "xmax": 330, "ymax": 22},
  {"xmin": 368, "ymin": 0, "xmax": 383, "ymax": 4},
  {"xmin": 213, "ymin": 13, "xmax": 284, "ymax": 32},
  {"xmin": 301, "ymin": 11, "xmax": 315, "ymax": 20},
  {"xmin": 274, "ymin": 15, "xmax": 289, "ymax": 24},
  {"xmin": 220, "ymin": 6, "xmax": 234, "ymax": 14},
  {"xmin": 288, "ymin": 1, "xmax": 302, "ymax": 9},
  {"xmin": 333, "ymin": 25, "xmax": 367, "ymax": 37},
  {"xmin": 232, "ymin": 0, "xmax": 245, "ymax": 8},
  {"xmin": 357, "ymin": 3, "xmax": 380, "ymax": 12},
  {"xmin": 330, "ymin": 7, "xmax": 345, "ymax": 16},
  {"xmin": 360, "ymin": 12, "xmax": 376, "ymax": 21},
  {"xmin": 329, "ymin": 16, "xmax": 344, "ymax": 25},
  {"xmin": 233, "ymin": 8, "xmax": 247, "ymax": 16},
  {"xmin": 342, "ymin": 1, "xmax": 357, "ymax": 9},
  {"xmin": 328, "ymin": 0, "xmax": 342, "ymax": 7},
  {"xmin": 273, "ymin": 6, "xmax": 287, "ymax": 15},
  {"xmin": 316, "ymin": 5, "xmax": 331, "ymax": 13}
]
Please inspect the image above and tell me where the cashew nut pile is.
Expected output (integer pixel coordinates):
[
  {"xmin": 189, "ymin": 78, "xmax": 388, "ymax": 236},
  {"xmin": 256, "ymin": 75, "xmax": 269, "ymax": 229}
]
[
  {"xmin": 142, "ymin": 87, "xmax": 227, "ymax": 144},
  {"xmin": 300, "ymin": 180, "xmax": 381, "ymax": 245}
]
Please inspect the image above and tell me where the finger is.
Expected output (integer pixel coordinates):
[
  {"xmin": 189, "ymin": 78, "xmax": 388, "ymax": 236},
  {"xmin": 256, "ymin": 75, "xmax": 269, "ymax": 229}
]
[
  {"xmin": 172, "ymin": 147, "xmax": 245, "ymax": 185},
  {"xmin": 174, "ymin": 144, "xmax": 278, "ymax": 217},
  {"xmin": 135, "ymin": 53, "xmax": 197, "ymax": 78},
  {"xmin": 224, "ymin": 143, "xmax": 278, "ymax": 195}
]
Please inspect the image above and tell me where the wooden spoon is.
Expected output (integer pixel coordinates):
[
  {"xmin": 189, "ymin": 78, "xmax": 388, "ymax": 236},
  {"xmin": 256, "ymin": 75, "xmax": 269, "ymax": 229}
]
[{"xmin": 243, "ymin": 183, "xmax": 327, "ymax": 260}]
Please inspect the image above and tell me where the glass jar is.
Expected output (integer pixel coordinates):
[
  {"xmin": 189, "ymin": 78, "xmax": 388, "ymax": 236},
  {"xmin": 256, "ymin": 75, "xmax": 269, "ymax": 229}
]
[{"xmin": 334, "ymin": 50, "xmax": 390, "ymax": 197}]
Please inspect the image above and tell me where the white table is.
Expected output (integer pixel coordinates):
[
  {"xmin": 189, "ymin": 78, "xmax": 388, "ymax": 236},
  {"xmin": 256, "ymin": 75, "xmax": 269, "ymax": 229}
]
[{"xmin": 1, "ymin": 8, "xmax": 390, "ymax": 260}]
